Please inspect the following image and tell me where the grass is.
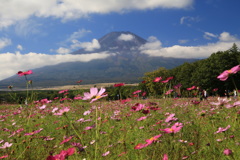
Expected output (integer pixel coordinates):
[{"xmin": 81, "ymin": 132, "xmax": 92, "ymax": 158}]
[{"xmin": 0, "ymin": 95, "xmax": 239, "ymax": 160}]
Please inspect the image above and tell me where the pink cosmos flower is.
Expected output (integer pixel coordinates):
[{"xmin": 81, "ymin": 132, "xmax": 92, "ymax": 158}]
[
  {"xmin": 187, "ymin": 86, "xmax": 196, "ymax": 91},
  {"xmin": 74, "ymin": 96, "xmax": 82, "ymax": 100},
  {"xmin": 212, "ymin": 88, "xmax": 218, "ymax": 92},
  {"xmin": 84, "ymin": 125, "xmax": 95, "ymax": 130},
  {"xmin": 215, "ymin": 125, "xmax": 231, "ymax": 134},
  {"xmin": 225, "ymin": 101, "xmax": 240, "ymax": 108},
  {"xmin": 223, "ymin": 149, "xmax": 232, "ymax": 156},
  {"xmin": 217, "ymin": 65, "xmax": 240, "ymax": 81},
  {"xmin": 114, "ymin": 83, "xmax": 125, "ymax": 87},
  {"xmin": 102, "ymin": 151, "xmax": 110, "ymax": 156},
  {"xmin": 210, "ymin": 97, "xmax": 231, "ymax": 106},
  {"xmin": 52, "ymin": 107, "xmax": 58, "ymax": 113},
  {"xmin": 142, "ymin": 91, "xmax": 147, "ymax": 97},
  {"xmin": 145, "ymin": 134, "xmax": 162, "ymax": 145},
  {"xmin": 131, "ymin": 103, "xmax": 145, "ymax": 111},
  {"xmin": 53, "ymin": 107, "xmax": 70, "ymax": 116},
  {"xmin": 0, "ymin": 142, "xmax": 12, "ymax": 149},
  {"xmin": 165, "ymin": 113, "xmax": 178, "ymax": 123},
  {"xmin": 46, "ymin": 147, "xmax": 75, "ymax": 160},
  {"xmin": 165, "ymin": 89, "xmax": 174, "ymax": 95},
  {"xmin": 0, "ymin": 155, "xmax": 8, "ymax": 159},
  {"xmin": 153, "ymin": 77, "xmax": 162, "ymax": 82},
  {"xmin": 137, "ymin": 116, "xmax": 147, "ymax": 121},
  {"xmin": 160, "ymin": 122, "xmax": 183, "ymax": 134},
  {"xmin": 163, "ymin": 154, "xmax": 168, "ymax": 160},
  {"xmin": 120, "ymin": 98, "xmax": 131, "ymax": 104},
  {"xmin": 83, "ymin": 110, "xmax": 91, "ymax": 115},
  {"xmin": 39, "ymin": 105, "xmax": 46, "ymax": 110},
  {"xmin": 134, "ymin": 143, "xmax": 147, "ymax": 149},
  {"xmin": 134, "ymin": 134, "xmax": 162, "ymax": 149},
  {"xmin": 60, "ymin": 136, "xmax": 73, "ymax": 145},
  {"xmin": 59, "ymin": 90, "xmax": 69, "ymax": 94},
  {"xmin": 24, "ymin": 128, "xmax": 43, "ymax": 136},
  {"xmin": 82, "ymin": 87, "xmax": 108, "ymax": 103},
  {"xmin": 174, "ymin": 84, "xmax": 182, "ymax": 89},
  {"xmin": 161, "ymin": 76, "xmax": 174, "ymax": 83},
  {"xmin": 40, "ymin": 98, "xmax": 52, "ymax": 104},
  {"xmin": 17, "ymin": 70, "xmax": 33, "ymax": 76},
  {"xmin": 133, "ymin": 90, "xmax": 142, "ymax": 94}
]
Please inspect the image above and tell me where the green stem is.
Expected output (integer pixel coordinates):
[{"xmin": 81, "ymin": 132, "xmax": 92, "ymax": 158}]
[
  {"xmin": 24, "ymin": 75, "xmax": 29, "ymax": 104},
  {"xmin": 95, "ymin": 105, "xmax": 98, "ymax": 160},
  {"xmin": 64, "ymin": 114, "xmax": 84, "ymax": 145}
]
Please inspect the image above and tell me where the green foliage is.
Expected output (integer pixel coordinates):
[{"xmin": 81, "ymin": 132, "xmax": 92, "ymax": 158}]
[
  {"xmin": 141, "ymin": 67, "xmax": 170, "ymax": 97},
  {"xmin": 140, "ymin": 43, "xmax": 240, "ymax": 97}
]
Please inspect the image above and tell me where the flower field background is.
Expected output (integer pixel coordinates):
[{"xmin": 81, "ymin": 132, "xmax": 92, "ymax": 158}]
[{"xmin": 0, "ymin": 89, "xmax": 239, "ymax": 159}]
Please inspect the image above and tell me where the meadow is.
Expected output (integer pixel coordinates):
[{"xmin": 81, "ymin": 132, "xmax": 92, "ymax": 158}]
[
  {"xmin": 0, "ymin": 69, "xmax": 240, "ymax": 160},
  {"xmin": 0, "ymin": 92, "xmax": 239, "ymax": 160}
]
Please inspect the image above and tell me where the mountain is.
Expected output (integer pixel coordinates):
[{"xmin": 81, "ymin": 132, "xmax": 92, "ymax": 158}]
[
  {"xmin": 72, "ymin": 31, "xmax": 147, "ymax": 54},
  {"xmin": 0, "ymin": 31, "xmax": 197, "ymax": 89}
]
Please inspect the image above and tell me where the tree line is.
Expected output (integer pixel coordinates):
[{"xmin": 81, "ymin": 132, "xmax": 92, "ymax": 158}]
[{"xmin": 139, "ymin": 43, "xmax": 240, "ymax": 97}]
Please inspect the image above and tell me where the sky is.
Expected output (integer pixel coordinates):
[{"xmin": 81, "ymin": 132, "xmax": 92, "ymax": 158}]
[{"xmin": 0, "ymin": 0, "xmax": 240, "ymax": 80}]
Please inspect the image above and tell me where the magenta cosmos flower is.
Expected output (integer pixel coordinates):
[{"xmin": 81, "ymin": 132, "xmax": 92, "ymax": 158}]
[
  {"xmin": 17, "ymin": 70, "xmax": 33, "ymax": 76},
  {"xmin": 134, "ymin": 134, "xmax": 162, "ymax": 149},
  {"xmin": 114, "ymin": 83, "xmax": 125, "ymax": 87},
  {"xmin": 53, "ymin": 107, "xmax": 70, "ymax": 116},
  {"xmin": 215, "ymin": 125, "xmax": 230, "ymax": 134},
  {"xmin": 82, "ymin": 87, "xmax": 108, "ymax": 103},
  {"xmin": 46, "ymin": 147, "xmax": 75, "ymax": 160},
  {"xmin": 223, "ymin": 149, "xmax": 232, "ymax": 156},
  {"xmin": 217, "ymin": 65, "xmax": 240, "ymax": 81},
  {"xmin": 165, "ymin": 89, "xmax": 174, "ymax": 95},
  {"xmin": 160, "ymin": 122, "xmax": 183, "ymax": 134},
  {"xmin": 153, "ymin": 77, "xmax": 162, "ymax": 82},
  {"xmin": 187, "ymin": 86, "xmax": 197, "ymax": 91},
  {"xmin": 161, "ymin": 76, "xmax": 174, "ymax": 83}
]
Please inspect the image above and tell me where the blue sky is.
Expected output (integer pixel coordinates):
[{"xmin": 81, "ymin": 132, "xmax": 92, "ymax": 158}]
[{"xmin": 0, "ymin": 0, "xmax": 240, "ymax": 80}]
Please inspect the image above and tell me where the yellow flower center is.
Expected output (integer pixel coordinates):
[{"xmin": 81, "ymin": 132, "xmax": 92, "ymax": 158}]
[
  {"xmin": 227, "ymin": 69, "xmax": 233, "ymax": 73},
  {"xmin": 93, "ymin": 95, "xmax": 102, "ymax": 99},
  {"xmin": 169, "ymin": 128, "xmax": 174, "ymax": 132}
]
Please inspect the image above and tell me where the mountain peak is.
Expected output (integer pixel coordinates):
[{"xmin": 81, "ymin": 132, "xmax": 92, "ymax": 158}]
[{"xmin": 71, "ymin": 31, "xmax": 147, "ymax": 54}]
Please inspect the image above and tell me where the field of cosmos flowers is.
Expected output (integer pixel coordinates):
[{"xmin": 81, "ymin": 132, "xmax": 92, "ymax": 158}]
[{"xmin": 0, "ymin": 66, "xmax": 240, "ymax": 160}]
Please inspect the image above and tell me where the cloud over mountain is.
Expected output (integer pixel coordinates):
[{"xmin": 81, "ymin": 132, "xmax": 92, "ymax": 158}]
[{"xmin": 0, "ymin": 51, "xmax": 110, "ymax": 80}]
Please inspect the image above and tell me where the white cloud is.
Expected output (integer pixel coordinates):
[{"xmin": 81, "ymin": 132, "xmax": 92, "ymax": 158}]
[
  {"xmin": 219, "ymin": 32, "xmax": 237, "ymax": 42},
  {"xmin": 56, "ymin": 47, "xmax": 71, "ymax": 54},
  {"xmin": 70, "ymin": 39, "xmax": 101, "ymax": 51},
  {"xmin": 139, "ymin": 36, "xmax": 162, "ymax": 50},
  {"xmin": 0, "ymin": 51, "xmax": 110, "ymax": 80},
  {"xmin": 118, "ymin": 34, "xmax": 134, "ymax": 41},
  {"xmin": 180, "ymin": 16, "xmax": 200, "ymax": 26},
  {"xmin": 178, "ymin": 39, "xmax": 189, "ymax": 44},
  {"xmin": 17, "ymin": 45, "xmax": 23, "ymax": 50},
  {"xmin": 203, "ymin": 32, "xmax": 218, "ymax": 40},
  {"xmin": 0, "ymin": 0, "xmax": 193, "ymax": 29},
  {"xmin": 67, "ymin": 29, "xmax": 92, "ymax": 42},
  {"xmin": 0, "ymin": 38, "xmax": 11, "ymax": 49},
  {"xmin": 14, "ymin": 19, "xmax": 42, "ymax": 37},
  {"xmin": 140, "ymin": 32, "xmax": 240, "ymax": 58}
]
